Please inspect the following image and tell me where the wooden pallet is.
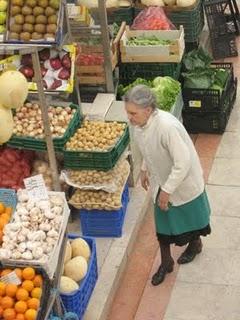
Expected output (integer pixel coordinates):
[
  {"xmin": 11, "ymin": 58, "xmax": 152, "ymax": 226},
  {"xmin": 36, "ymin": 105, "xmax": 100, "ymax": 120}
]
[{"xmin": 120, "ymin": 26, "xmax": 185, "ymax": 63}]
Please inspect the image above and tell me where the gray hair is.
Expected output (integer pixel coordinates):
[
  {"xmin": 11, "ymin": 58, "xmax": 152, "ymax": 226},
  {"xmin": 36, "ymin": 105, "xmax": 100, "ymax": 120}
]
[{"xmin": 123, "ymin": 84, "xmax": 157, "ymax": 110}]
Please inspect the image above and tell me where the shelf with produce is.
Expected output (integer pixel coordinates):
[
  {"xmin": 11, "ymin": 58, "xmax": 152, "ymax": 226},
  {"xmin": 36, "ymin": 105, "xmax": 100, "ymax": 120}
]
[{"xmin": 120, "ymin": 25, "xmax": 185, "ymax": 63}]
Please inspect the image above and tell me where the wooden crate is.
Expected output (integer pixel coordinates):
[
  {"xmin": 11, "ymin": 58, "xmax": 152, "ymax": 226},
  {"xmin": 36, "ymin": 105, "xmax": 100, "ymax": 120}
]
[
  {"xmin": 76, "ymin": 22, "xmax": 125, "ymax": 85},
  {"xmin": 120, "ymin": 26, "xmax": 185, "ymax": 63}
]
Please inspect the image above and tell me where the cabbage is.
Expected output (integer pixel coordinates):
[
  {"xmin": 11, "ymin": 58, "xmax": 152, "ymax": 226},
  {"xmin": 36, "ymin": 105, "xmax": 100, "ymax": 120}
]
[{"xmin": 151, "ymin": 76, "xmax": 181, "ymax": 111}]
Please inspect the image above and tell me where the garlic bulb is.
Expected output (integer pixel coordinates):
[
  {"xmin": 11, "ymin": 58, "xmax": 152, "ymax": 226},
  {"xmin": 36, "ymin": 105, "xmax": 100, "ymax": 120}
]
[{"xmin": 22, "ymin": 251, "xmax": 33, "ymax": 260}]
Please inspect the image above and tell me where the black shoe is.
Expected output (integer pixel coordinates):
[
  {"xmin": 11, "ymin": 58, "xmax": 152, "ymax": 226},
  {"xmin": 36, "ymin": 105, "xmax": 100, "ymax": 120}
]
[
  {"xmin": 151, "ymin": 263, "xmax": 174, "ymax": 286},
  {"xmin": 177, "ymin": 241, "xmax": 203, "ymax": 265}
]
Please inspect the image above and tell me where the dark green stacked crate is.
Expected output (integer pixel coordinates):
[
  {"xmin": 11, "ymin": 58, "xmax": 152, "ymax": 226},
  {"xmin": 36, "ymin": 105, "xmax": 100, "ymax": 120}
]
[
  {"xmin": 182, "ymin": 63, "xmax": 237, "ymax": 133},
  {"xmin": 90, "ymin": 6, "xmax": 134, "ymax": 25},
  {"xmin": 7, "ymin": 104, "xmax": 81, "ymax": 152},
  {"xmin": 63, "ymin": 125, "xmax": 130, "ymax": 171}
]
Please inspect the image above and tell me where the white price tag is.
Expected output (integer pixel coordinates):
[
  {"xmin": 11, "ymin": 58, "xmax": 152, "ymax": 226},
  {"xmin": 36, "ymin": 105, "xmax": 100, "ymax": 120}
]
[{"xmin": 24, "ymin": 174, "xmax": 49, "ymax": 201}]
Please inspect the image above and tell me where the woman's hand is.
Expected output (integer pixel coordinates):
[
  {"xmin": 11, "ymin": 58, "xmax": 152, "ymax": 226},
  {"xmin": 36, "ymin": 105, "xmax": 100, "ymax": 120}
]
[
  {"xmin": 158, "ymin": 191, "xmax": 170, "ymax": 211},
  {"xmin": 140, "ymin": 170, "xmax": 150, "ymax": 191}
]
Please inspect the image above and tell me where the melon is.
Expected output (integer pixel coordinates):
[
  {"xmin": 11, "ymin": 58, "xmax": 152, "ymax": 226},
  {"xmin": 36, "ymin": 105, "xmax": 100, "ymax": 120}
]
[
  {"xmin": 64, "ymin": 240, "xmax": 72, "ymax": 263},
  {"xmin": 0, "ymin": 70, "xmax": 28, "ymax": 109},
  {"xmin": 60, "ymin": 276, "xmax": 79, "ymax": 294},
  {"xmin": 0, "ymin": 105, "xmax": 14, "ymax": 144},
  {"xmin": 64, "ymin": 256, "xmax": 88, "ymax": 282},
  {"xmin": 71, "ymin": 238, "xmax": 91, "ymax": 261}
]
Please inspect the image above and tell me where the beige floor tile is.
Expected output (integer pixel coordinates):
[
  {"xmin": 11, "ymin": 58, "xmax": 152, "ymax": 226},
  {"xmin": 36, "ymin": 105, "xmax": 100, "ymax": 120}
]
[
  {"xmin": 226, "ymin": 107, "xmax": 240, "ymax": 132},
  {"xmin": 216, "ymin": 132, "xmax": 240, "ymax": 158},
  {"xmin": 203, "ymin": 216, "xmax": 240, "ymax": 249},
  {"xmin": 177, "ymin": 248, "xmax": 240, "ymax": 286},
  {"xmin": 206, "ymin": 185, "xmax": 240, "ymax": 218},
  {"xmin": 208, "ymin": 158, "xmax": 240, "ymax": 186},
  {"xmin": 164, "ymin": 282, "xmax": 240, "ymax": 320}
]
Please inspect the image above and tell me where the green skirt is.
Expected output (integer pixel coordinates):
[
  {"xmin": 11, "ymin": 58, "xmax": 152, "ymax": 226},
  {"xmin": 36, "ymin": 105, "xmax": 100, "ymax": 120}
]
[{"xmin": 154, "ymin": 191, "xmax": 211, "ymax": 246}]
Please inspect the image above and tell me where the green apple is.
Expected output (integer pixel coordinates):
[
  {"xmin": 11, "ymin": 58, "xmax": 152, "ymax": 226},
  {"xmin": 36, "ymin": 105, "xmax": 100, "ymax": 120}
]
[
  {"xmin": 0, "ymin": 12, "xmax": 6, "ymax": 24},
  {"xmin": 0, "ymin": 0, "xmax": 7, "ymax": 12},
  {"xmin": 49, "ymin": 0, "xmax": 59, "ymax": 9},
  {"xmin": 0, "ymin": 24, "xmax": 5, "ymax": 33}
]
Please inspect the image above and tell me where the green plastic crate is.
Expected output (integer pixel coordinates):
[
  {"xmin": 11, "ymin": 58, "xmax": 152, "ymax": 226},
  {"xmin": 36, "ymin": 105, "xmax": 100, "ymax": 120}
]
[
  {"xmin": 63, "ymin": 125, "xmax": 130, "ymax": 171},
  {"xmin": 90, "ymin": 7, "xmax": 134, "ymax": 25},
  {"xmin": 119, "ymin": 62, "xmax": 181, "ymax": 85},
  {"xmin": 134, "ymin": 0, "xmax": 204, "ymax": 43},
  {"xmin": 7, "ymin": 104, "xmax": 81, "ymax": 152}
]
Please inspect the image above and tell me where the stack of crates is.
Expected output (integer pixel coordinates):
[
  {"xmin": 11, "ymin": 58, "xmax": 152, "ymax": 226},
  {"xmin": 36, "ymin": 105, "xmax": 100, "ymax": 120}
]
[
  {"xmin": 203, "ymin": 0, "xmax": 239, "ymax": 59},
  {"xmin": 182, "ymin": 63, "xmax": 237, "ymax": 133}
]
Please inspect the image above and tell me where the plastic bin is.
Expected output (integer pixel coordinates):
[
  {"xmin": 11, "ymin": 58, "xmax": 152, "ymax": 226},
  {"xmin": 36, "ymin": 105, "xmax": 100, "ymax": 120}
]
[
  {"xmin": 63, "ymin": 124, "xmax": 130, "ymax": 171},
  {"xmin": 182, "ymin": 63, "xmax": 234, "ymax": 113},
  {"xmin": 60, "ymin": 235, "xmax": 98, "ymax": 320},
  {"xmin": 7, "ymin": 104, "xmax": 81, "ymax": 152},
  {"xmin": 79, "ymin": 184, "xmax": 129, "ymax": 238}
]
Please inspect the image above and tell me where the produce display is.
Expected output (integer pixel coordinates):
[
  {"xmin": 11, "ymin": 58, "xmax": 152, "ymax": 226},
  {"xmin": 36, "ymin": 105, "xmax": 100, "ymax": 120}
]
[
  {"xmin": 0, "ymin": 266, "xmax": 44, "ymax": 320},
  {"xmin": 0, "ymin": 203, "xmax": 13, "ymax": 244},
  {"xmin": 61, "ymin": 159, "xmax": 130, "ymax": 193},
  {"xmin": 76, "ymin": 53, "xmax": 104, "ymax": 66},
  {"xmin": 182, "ymin": 47, "xmax": 230, "ymax": 92},
  {"xmin": 0, "ymin": 148, "xmax": 32, "ymax": 190},
  {"xmin": 127, "ymin": 36, "xmax": 173, "ymax": 46},
  {"xmin": 66, "ymin": 121, "xmax": 126, "ymax": 152},
  {"xmin": 138, "ymin": 0, "xmax": 196, "ymax": 7},
  {"xmin": 0, "ymin": 45, "xmax": 76, "ymax": 92},
  {"xmin": 31, "ymin": 160, "xmax": 53, "ymax": 190},
  {"xmin": 60, "ymin": 237, "xmax": 91, "ymax": 294},
  {"xmin": 0, "ymin": 189, "xmax": 66, "ymax": 264},
  {"xmin": 12, "ymin": 102, "xmax": 76, "ymax": 139},
  {"xmin": 7, "ymin": 0, "xmax": 61, "ymax": 42},
  {"xmin": 118, "ymin": 76, "xmax": 181, "ymax": 111},
  {"xmin": 0, "ymin": 0, "xmax": 8, "ymax": 35}
]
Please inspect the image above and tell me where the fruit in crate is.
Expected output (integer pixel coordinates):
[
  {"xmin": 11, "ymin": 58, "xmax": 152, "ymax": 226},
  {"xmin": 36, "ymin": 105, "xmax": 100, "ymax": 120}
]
[
  {"xmin": 8, "ymin": 0, "xmax": 60, "ymax": 41},
  {"xmin": 0, "ymin": 203, "xmax": 13, "ymax": 244},
  {"xmin": 0, "ymin": 0, "xmax": 7, "ymax": 34},
  {"xmin": 12, "ymin": 102, "xmax": 76, "ymax": 139},
  {"xmin": 0, "ymin": 267, "xmax": 43, "ymax": 320},
  {"xmin": 66, "ymin": 120, "xmax": 126, "ymax": 152}
]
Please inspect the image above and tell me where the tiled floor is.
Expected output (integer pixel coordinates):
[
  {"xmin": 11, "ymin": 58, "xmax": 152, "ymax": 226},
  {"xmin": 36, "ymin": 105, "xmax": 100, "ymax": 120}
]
[{"xmin": 107, "ymin": 49, "xmax": 240, "ymax": 320}]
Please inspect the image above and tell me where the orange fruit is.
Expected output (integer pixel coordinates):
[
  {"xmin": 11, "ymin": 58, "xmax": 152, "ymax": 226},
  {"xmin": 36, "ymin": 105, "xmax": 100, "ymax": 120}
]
[
  {"xmin": 1, "ymin": 296, "xmax": 14, "ymax": 309},
  {"xmin": 32, "ymin": 275, "xmax": 43, "ymax": 288},
  {"xmin": 0, "ymin": 217, "xmax": 7, "ymax": 229},
  {"xmin": 22, "ymin": 268, "xmax": 35, "ymax": 281},
  {"xmin": 2, "ymin": 308, "xmax": 16, "ymax": 320},
  {"xmin": 0, "ymin": 203, "xmax": 5, "ymax": 214},
  {"xmin": 16, "ymin": 314, "xmax": 25, "ymax": 320},
  {"xmin": 4, "ymin": 207, "xmax": 12, "ymax": 216},
  {"xmin": 31, "ymin": 288, "xmax": 42, "ymax": 299},
  {"xmin": 1, "ymin": 269, "xmax": 12, "ymax": 277},
  {"xmin": 14, "ymin": 268, "xmax": 22, "ymax": 280},
  {"xmin": 27, "ymin": 298, "xmax": 40, "ymax": 310},
  {"xmin": 0, "ymin": 230, "xmax": 3, "ymax": 243},
  {"xmin": 16, "ymin": 288, "xmax": 29, "ymax": 301},
  {"xmin": 14, "ymin": 301, "xmax": 27, "ymax": 314},
  {"xmin": 0, "ymin": 282, "xmax": 6, "ymax": 296},
  {"xmin": 25, "ymin": 308, "xmax": 37, "ymax": 320},
  {"xmin": 22, "ymin": 280, "xmax": 34, "ymax": 292},
  {"xmin": 0, "ymin": 213, "xmax": 10, "ymax": 223},
  {"xmin": 5, "ymin": 284, "xmax": 18, "ymax": 298},
  {"xmin": 0, "ymin": 305, "xmax": 3, "ymax": 316}
]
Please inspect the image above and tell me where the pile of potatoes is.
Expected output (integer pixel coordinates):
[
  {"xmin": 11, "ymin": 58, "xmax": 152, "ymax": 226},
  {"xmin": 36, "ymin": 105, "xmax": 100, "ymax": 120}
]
[
  {"xmin": 67, "ymin": 159, "xmax": 129, "ymax": 190},
  {"xmin": 65, "ymin": 120, "xmax": 126, "ymax": 152},
  {"xmin": 69, "ymin": 161, "xmax": 130, "ymax": 210}
]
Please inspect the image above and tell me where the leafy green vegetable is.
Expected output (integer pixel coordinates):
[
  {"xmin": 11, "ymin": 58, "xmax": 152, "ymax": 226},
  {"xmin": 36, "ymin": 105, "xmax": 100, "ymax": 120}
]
[
  {"xmin": 214, "ymin": 68, "xmax": 229, "ymax": 88},
  {"xmin": 118, "ymin": 78, "xmax": 152, "ymax": 97},
  {"xmin": 183, "ymin": 47, "xmax": 213, "ymax": 72},
  {"xmin": 127, "ymin": 36, "xmax": 173, "ymax": 46},
  {"xmin": 182, "ymin": 69, "xmax": 215, "ymax": 89}
]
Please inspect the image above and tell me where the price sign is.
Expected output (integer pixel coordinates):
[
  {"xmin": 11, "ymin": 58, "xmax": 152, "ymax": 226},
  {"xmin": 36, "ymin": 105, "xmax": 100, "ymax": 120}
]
[
  {"xmin": 24, "ymin": 174, "xmax": 49, "ymax": 202},
  {"xmin": 189, "ymin": 100, "xmax": 202, "ymax": 108}
]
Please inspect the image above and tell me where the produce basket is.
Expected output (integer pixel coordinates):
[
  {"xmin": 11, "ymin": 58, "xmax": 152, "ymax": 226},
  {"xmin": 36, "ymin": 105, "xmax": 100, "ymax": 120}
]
[
  {"xmin": 7, "ymin": 103, "xmax": 81, "ymax": 152},
  {"xmin": 182, "ymin": 63, "xmax": 234, "ymax": 113},
  {"xmin": 0, "ymin": 263, "xmax": 51, "ymax": 320},
  {"xmin": 183, "ymin": 77, "xmax": 237, "ymax": 133},
  {"xmin": 0, "ymin": 188, "xmax": 17, "ymax": 212},
  {"xmin": 60, "ymin": 235, "xmax": 98, "ymax": 319},
  {"xmin": 134, "ymin": 0, "xmax": 205, "ymax": 43},
  {"xmin": 119, "ymin": 62, "xmax": 181, "ymax": 84},
  {"xmin": 79, "ymin": 184, "xmax": 129, "ymax": 238},
  {"xmin": 90, "ymin": 6, "xmax": 134, "ymax": 25},
  {"xmin": 63, "ymin": 124, "xmax": 130, "ymax": 171},
  {"xmin": 120, "ymin": 26, "xmax": 185, "ymax": 63},
  {"xmin": 6, "ymin": 0, "xmax": 63, "ymax": 45},
  {"xmin": 1, "ymin": 191, "xmax": 70, "ymax": 279}
]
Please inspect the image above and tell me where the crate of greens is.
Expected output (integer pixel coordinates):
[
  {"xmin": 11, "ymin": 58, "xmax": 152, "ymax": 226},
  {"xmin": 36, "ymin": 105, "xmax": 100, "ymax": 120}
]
[
  {"xmin": 120, "ymin": 26, "xmax": 185, "ymax": 63},
  {"xmin": 182, "ymin": 47, "xmax": 235, "ymax": 113}
]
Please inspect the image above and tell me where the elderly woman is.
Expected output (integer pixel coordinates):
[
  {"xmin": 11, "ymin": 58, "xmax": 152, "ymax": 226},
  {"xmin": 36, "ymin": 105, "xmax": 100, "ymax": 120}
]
[{"xmin": 123, "ymin": 85, "xmax": 211, "ymax": 286}]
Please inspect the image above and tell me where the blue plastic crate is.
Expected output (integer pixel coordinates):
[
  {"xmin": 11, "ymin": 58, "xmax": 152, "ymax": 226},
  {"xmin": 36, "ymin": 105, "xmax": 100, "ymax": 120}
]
[
  {"xmin": 60, "ymin": 235, "xmax": 98, "ymax": 320},
  {"xmin": 0, "ymin": 188, "xmax": 17, "ymax": 212},
  {"xmin": 79, "ymin": 185, "xmax": 129, "ymax": 238}
]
